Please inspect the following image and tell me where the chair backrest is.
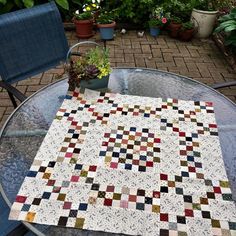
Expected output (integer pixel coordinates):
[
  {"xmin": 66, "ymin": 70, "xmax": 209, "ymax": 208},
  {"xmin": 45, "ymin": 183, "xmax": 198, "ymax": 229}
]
[{"xmin": 0, "ymin": 1, "xmax": 69, "ymax": 84}]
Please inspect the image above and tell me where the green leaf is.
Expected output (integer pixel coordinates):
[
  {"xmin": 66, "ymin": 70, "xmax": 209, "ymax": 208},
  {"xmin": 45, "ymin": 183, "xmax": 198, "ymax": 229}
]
[
  {"xmin": 0, "ymin": 0, "xmax": 7, "ymax": 5},
  {"xmin": 225, "ymin": 25, "xmax": 236, "ymax": 32},
  {"xmin": 14, "ymin": 0, "xmax": 22, "ymax": 7},
  {"xmin": 0, "ymin": 1, "xmax": 14, "ymax": 14},
  {"xmin": 71, "ymin": 0, "xmax": 81, "ymax": 5},
  {"xmin": 220, "ymin": 20, "xmax": 236, "ymax": 27},
  {"xmin": 23, "ymin": 0, "xmax": 34, "ymax": 8},
  {"xmin": 55, "ymin": 0, "xmax": 69, "ymax": 10}
]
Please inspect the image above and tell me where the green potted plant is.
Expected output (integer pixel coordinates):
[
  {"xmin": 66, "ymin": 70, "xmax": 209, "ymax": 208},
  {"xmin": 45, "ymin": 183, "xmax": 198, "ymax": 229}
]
[
  {"xmin": 191, "ymin": 0, "xmax": 232, "ymax": 38},
  {"xmin": 66, "ymin": 42, "xmax": 111, "ymax": 91},
  {"xmin": 168, "ymin": 16, "xmax": 182, "ymax": 38},
  {"xmin": 214, "ymin": 8, "xmax": 236, "ymax": 66},
  {"xmin": 73, "ymin": 11, "xmax": 94, "ymax": 39},
  {"xmin": 148, "ymin": 7, "xmax": 168, "ymax": 37},
  {"xmin": 178, "ymin": 21, "xmax": 195, "ymax": 41},
  {"xmin": 96, "ymin": 11, "xmax": 116, "ymax": 40}
]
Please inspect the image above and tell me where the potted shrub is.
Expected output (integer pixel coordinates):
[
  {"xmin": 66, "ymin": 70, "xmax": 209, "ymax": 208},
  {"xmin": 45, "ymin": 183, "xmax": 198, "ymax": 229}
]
[
  {"xmin": 148, "ymin": 7, "xmax": 168, "ymax": 37},
  {"xmin": 191, "ymin": 0, "xmax": 232, "ymax": 38},
  {"xmin": 66, "ymin": 42, "xmax": 111, "ymax": 91},
  {"xmin": 97, "ymin": 11, "xmax": 116, "ymax": 40},
  {"xmin": 178, "ymin": 21, "xmax": 195, "ymax": 41},
  {"xmin": 168, "ymin": 16, "xmax": 182, "ymax": 38},
  {"xmin": 73, "ymin": 11, "xmax": 94, "ymax": 39}
]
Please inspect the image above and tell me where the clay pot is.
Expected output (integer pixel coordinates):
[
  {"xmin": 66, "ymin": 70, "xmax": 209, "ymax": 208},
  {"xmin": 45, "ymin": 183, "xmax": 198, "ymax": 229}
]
[
  {"xmin": 191, "ymin": 8, "xmax": 218, "ymax": 38},
  {"xmin": 168, "ymin": 22, "xmax": 182, "ymax": 38},
  {"xmin": 178, "ymin": 28, "xmax": 195, "ymax": 41},
  {"xmin": 73, "ymin": 18, "xmax": 94, "ymax": 39}
]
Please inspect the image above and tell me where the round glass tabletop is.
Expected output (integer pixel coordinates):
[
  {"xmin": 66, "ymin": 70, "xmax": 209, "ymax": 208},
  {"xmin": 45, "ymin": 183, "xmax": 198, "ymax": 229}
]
[{"xmin": 0, "ymin": 68, "xmax": 236, "ymax": 236}]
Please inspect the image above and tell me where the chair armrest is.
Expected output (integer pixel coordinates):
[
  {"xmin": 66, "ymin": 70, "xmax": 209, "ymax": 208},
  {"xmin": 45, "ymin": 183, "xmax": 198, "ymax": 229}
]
[
  {"xmin": 0, "ymin": 80, "xmax": 27, "ymax": 102},
  {"xmin": 211, "ymin": 81, "xmax": 236, "ymax": 89}
]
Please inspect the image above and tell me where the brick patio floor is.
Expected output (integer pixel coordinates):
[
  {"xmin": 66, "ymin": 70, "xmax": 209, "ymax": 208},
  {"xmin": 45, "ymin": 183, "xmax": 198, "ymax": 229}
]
[{"xmin": 0, "ymin": 30, "xmax": 236, "ymax": 128}]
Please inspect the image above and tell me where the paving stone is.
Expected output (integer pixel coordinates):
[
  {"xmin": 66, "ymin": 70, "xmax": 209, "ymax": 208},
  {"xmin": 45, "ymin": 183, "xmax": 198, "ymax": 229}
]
[
  {"xmin": 27, "ymin": 85, "xmax": 45, "ymax": 92},
  {"xmin": 0, "ymin": 30, "xmax": 236, "ymax": 128},
  {"xmin": 141, "ymin": 45, "xmax": 151, "ymax": 54},
  {"xmin": 162, "ymin": 53, "xmax": 174, "ymax": 62},
  {"xmin": 125, "ymin": 54, "xmax": 135, "ymax": 63}
]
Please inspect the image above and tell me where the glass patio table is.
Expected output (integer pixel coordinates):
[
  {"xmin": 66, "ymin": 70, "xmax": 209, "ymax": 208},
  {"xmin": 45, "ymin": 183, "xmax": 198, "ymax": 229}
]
[{"xmin": 0, "ymin": 68, "xmax": 236, "ymax": 236}]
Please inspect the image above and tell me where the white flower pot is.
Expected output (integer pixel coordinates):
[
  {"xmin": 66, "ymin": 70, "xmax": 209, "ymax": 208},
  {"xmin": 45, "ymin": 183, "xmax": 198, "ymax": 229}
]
[{"xmin": 191, "ymin": 8, "xmax": 218, "ymax": 38}]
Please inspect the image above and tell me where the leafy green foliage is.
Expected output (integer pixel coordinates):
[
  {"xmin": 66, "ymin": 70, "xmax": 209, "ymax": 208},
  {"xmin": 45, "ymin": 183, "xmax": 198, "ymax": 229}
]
[
  {"xmin": 55, "ymin": 0, "xmax": 69, "ymax": 10},
  {"xmin": 148, "ymin": 18, "xmax": 162, "ymax": 27},
  {"xmin": 97, "ymin": 11, "xmax": 116, "ymax": 24},
  {"xmin": 100, "ymin": 0, "xmax": 160, "ymax": 26},
  {"xmin": 190, "ymin": 0, "xmax": 233, "ymax": 11},
  {"xmin": 171, "ymin": 16, "xmax": 182, "ymax": 24},
  {"xmin": 182, "ymin": 21, "xmax": 194, "ymax": 30},
  {"xmin": 0, "ymin": 0, "xmax": 7, "ymax": 5},
  {"xmin": 74, "ymin": 11, "xmax": 92, "ymax": 20},
  {"xmin": 161, "ymin": 0, "xmax": 193, "ymax": 21},
  {"xmin": 23, "ymin": 0, "xmax": 34, "ymax": 8},
  {"xmin": 215, "ymin": 8, "xmax": 236, "ymax": 50}
]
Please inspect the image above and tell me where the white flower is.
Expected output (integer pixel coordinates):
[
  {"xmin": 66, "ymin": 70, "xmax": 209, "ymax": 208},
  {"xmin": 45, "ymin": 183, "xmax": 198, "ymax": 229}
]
[
  {"xmin": 75, "ymin": 10, "xmax": 79, "ymax": 14},
  {"xmin": 97, "ymin": 0, "xmax": 100, "ymax": 3},
  {"xmin": 92, "ymin": 0, "xmax": 95, "ymax": 3}
]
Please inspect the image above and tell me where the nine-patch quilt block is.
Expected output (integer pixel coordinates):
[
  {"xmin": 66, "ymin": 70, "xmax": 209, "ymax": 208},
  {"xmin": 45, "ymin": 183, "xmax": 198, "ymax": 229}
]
[{"xmin": 9, "ymin": 89, "xmax": 236, "ymax": 235}]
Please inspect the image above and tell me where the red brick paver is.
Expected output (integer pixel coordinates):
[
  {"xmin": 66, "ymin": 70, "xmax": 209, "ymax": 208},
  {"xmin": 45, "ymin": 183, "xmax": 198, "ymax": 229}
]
[{"xmin": 0, "ymin": 30, "xmax": 235, "ymax": 128}]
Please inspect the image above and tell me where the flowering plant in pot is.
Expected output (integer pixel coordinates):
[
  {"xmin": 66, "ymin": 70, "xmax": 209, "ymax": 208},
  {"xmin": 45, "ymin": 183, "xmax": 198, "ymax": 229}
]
[
  {"xmin": 73, "ymin": 11, "xmax": 94, "ymax": 38},
  {"xmin": 73, "ymin": 0, "xmax": 101, "ymax": 38},
  {"xmin": 168, "ymin": 16, "xmax": 182, "ymax": 38},
  {"xmin": 66, "ymin": 42, "xmax": 111, "ymax": 91},
  {"xmin": 148, "ymin": 7, "xmax": 168, "ymax": 37},
  {"xmin": 96, "ymin": 11, "xmax": 116, "ymax": 40},
  {"xmin": 178, "ymin": 21, "xmax": 195, "ymax": 41}
]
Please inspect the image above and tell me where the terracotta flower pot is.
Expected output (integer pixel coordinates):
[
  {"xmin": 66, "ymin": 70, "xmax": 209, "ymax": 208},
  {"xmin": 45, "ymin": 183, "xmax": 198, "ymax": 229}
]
[
  {"xmin": 97, "ymin": 21, "xmax": 116, "ymax": 40},
  {"xmin": 168, "ymin": 22, "xmax": 182, "ymax": 38},
  {"xmin": 73, "ymin": 18, "xmax": 94, "ymax": 39},
  {"xmin": 178, "ymin": 28, "xmax": 195, "ymax": 41}
]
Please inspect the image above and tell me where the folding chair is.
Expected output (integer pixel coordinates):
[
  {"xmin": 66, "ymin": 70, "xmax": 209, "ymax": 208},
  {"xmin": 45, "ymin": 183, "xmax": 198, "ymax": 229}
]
[{"xmin": 0, "ymin": 1, "xmax": 69, "ymax": 108}]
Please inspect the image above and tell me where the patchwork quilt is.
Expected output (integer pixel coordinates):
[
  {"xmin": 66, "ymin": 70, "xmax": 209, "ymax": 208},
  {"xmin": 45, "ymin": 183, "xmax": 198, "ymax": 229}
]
[{"xmin": 9, "ymin": 89, "xmax": 236, "ymax": 235}]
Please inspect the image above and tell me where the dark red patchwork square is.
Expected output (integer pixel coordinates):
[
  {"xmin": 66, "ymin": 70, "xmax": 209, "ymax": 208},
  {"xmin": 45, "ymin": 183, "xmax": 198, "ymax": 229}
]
[
  {"xmin": 104, "ymin": 198, "xmax": 112, "ymax": 206},
  {"xmin": 185, "ymin": 209, "xmax": 194, "ymax": 217},
  {"xmin": 154, "ymin": 138, "xmax": 161, "ymax": 143},
  {"xmin": 186, "ymin": 146, "xmax": 193, "ymax": 151},
  {"xmin": 153, "ymin": 191, "xmax": 160, "ymax": 198},
  {"xmin": 160, "ymin": 174, "xmax": 168, "ymax": 180},
  {"xmin": 89, "ymin": 166, "xmax": 97, "ymax": 172},
  {"xmin": 188, "ymin": 167, "xmax": 196, "ymax": 172},
  {"xmin": 213, "ymin": 187, "xmax": 221, "ymax": 194},
  {"xmin": 15, "ymin": 195, "xmax": 27, "ymax": 203},
  {"xmin": 160, "ymin": 213, "xmax": 168, "ymax": 221},
  {"xmin": 146, "ymin": 161, "xmax": 153, "ymax": 167}
]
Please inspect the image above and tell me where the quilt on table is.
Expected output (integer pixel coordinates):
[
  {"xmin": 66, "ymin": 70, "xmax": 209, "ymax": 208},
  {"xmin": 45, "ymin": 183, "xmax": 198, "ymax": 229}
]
[{"xmin": 9, "ymin": 89, "xmax": 236, "ymax": 236}]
